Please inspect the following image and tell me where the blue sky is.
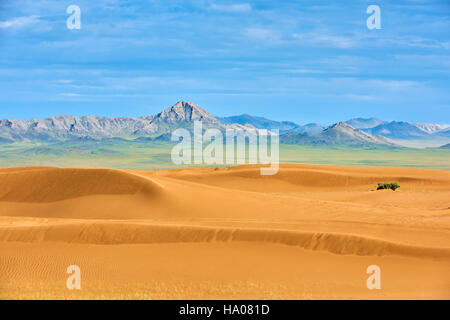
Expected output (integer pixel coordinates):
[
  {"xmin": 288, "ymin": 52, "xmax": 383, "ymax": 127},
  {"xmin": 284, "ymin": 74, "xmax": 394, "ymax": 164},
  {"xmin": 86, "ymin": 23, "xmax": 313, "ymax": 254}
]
[{"xmin": 0, "ymin": 0, "xmax": 449, "ymax": 125}]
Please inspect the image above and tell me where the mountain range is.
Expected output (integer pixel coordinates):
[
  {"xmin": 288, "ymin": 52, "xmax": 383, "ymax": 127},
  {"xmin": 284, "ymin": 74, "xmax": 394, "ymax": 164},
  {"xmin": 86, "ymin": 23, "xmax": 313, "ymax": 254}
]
[
  {"xmin": 0, "ymin": 102, "xmax": 255, "ymax": 143},
  {"xmin": 218, "ymin": 114, "xmax": 324, "ymax": 134},
  {"xmin": 344, "ymin": 118, "xmax": 449, "ymax": 140},
  {"xmin": 280, "ymin": 122, "xmax": 397, "ymax": 147},
  {"xmin": 0, "ymin": 101, "xmax": 448, "ymax": 148}
]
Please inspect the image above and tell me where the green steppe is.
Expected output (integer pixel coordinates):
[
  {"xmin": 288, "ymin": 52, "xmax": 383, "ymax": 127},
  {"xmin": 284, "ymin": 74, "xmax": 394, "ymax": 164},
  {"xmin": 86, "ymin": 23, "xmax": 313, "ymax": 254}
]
[{"xmin": 1, "ymin": 140, "xmax": 449, "ymax": 171}]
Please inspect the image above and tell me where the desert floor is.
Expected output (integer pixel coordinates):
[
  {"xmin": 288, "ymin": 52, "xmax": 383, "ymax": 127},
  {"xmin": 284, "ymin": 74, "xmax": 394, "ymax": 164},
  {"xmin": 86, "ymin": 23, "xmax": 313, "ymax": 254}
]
[{"xmin": 0, "ymin": 164, "xmax": 449, "ymax": 299}]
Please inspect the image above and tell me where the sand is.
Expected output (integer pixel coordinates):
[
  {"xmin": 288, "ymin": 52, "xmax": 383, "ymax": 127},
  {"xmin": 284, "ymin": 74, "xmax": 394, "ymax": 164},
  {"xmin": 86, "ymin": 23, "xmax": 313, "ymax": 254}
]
[{"xmin": 0, "ymin": 164, "xmax": 449, "ymax": 299}]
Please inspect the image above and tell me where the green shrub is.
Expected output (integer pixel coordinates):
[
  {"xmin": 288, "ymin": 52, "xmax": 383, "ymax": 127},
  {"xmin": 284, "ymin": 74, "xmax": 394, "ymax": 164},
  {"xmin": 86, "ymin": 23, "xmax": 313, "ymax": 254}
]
[{"xmin": 377, "ymin": 182, "xmax": 400, "ymax": 191}]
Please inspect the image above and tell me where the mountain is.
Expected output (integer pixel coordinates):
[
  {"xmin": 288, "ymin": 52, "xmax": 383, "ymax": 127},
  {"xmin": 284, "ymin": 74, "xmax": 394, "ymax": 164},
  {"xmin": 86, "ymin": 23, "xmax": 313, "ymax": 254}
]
[
  {"xmin": 0, "ymin": 101, "xmax": 244, "ymax": 142},
  {"xmin": 346, "ymin": 118, "xmax": 449, "ymax": 140},
  {"xmin": 145, "ymin": 101, "xmax": 219, "ymax": 124},
  {"xmin": 440, "ymin": 143, "xmax": 450, "ymax": 149},
  {"xmin": 414, "ymin": 123, "xmax": 449, "ymax": 134},
  {"xmin": 0, "ymin": 136, "xmax": 13, "ymax": 143},
  {"xmin": 363, "ymin": 121, "xmax": 433, "ymax": 140},
  {"xmin": 133, "ymin": 101, "xmax": 222, "ymax": 136},
  {"xmin": 435, "ymin": 128, "xmax": 450, "ymax": 138},
  {"xmin": 357, "ymin": 120, "xmax": 450, "ymax": 140},
  {"xmin": 0, "ymin": 116, "xmax": 142, "ymax": 142},
  {"xmin": 0, "ymin": 102, "xmax": 445, "ymax": 148},
  {"xmin": 280, "ymin": 122, "xmax": 397, "ymax": 147},
  {"xmin": 297, "ymin": 123, "xmax": 325, "ymax": 134},
  {"xmin": 345, "ymin": 117, "xmax": 387, "ymax": 129},
  {"xmin": 217, "ymin": 114, "xmax": 323, "ymax": 134}
]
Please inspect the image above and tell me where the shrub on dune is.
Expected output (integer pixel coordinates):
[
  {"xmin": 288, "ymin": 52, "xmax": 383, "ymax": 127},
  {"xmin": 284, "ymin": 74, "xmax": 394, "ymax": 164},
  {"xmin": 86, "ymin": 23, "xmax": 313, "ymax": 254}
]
[{"xmin": 377, "ymin": 182, "xmax": 400, "ymax": 191}]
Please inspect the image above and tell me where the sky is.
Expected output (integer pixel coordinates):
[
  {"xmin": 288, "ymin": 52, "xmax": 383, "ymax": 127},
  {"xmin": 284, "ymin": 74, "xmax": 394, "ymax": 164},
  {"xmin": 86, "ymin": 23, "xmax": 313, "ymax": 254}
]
[{"xmin": 0, "ymin": 0, "xmax": 449, "ymax": 125}]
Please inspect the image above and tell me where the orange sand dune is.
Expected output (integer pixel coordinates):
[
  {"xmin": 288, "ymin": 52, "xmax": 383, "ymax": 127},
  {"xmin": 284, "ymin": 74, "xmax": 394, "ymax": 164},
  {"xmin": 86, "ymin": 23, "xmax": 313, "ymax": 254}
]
[{"xmin": 0, "ymin": 164, "xmax": 449, "ymax": 299}]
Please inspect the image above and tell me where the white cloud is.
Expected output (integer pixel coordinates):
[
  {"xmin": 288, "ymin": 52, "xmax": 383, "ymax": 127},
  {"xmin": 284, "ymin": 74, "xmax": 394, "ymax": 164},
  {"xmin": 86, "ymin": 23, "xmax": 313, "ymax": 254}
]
[
  {"xmin": 287, "ymin": 68, "xmax": 356, "ymax": 75},
  {"xmin": 287, "ymin": 69, "xmax": 326, "ymax": 74},
  {"xmin": 344, "ymin": 94, "xmax": 377, "ymax": 101},
  {"xmin": 244, "ymin": 27, "xmax": 280, "ymax": 42},
  {"xmin": 293, "ymin": 33, "xmax": 356, "ymax": 49},
  {"xmin": 55, "ymin": 79, "xmax": 73, "ymax": 84},
  {"xmin": 59, "ymin": 93, "xmax": 81, "ymax": 97},
  {"xmin": 210, "ymin": 3, "xmax": 252, "ymax": 12},
  {"xmin": 0, "ymin": 15, "xmax": 40, "ymax": 29}
]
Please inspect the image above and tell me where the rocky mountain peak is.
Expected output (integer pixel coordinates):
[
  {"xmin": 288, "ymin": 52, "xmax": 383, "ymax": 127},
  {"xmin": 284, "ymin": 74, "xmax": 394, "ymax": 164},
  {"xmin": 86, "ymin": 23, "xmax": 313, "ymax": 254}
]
[
  {"xmin": 328, "ymin": 122, "xmax": 355, "ymax": 130},
  {"xmin": 154, "ymin": 101, "xmax": 219, "ymax": 123}
]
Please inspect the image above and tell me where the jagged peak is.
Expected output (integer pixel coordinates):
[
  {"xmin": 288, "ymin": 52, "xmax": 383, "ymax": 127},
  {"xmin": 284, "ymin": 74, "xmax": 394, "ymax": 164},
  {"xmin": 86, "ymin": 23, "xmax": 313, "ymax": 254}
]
[
  {"xmin": 154, "ymin": 101, "xmax": 219, "ymax": 123},
  {"xmin": 169, "ymin": 101, "xmax": 207, "ymax": 114},
  {"xmin": 327, "ymin": 122, "xmax": 356, "ymax": 130}
]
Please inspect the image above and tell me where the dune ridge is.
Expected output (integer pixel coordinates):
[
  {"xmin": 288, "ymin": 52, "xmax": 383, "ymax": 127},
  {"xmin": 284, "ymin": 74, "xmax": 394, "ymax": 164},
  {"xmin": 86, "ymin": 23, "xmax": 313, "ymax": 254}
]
[
  {"xmin": 1, "ymin": 165, "xmax": 448, "ymax": 206},
  {"xmin": 0, "ymin": 167, "xmax": 163, "ymax": 203},
  {"xmin": 159, "ymin": 165, "xmax": 450, "ymax": 192},
  {"xmin": 0, "ymin": 222, "xmax": 449, "ymax": 260}
]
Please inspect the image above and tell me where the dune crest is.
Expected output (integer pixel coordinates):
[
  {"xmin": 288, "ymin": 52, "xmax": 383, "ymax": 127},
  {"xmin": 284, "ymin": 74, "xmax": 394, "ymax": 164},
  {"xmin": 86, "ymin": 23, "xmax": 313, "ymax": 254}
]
[
  {"xmin": 0, "ymin": 167, "xmax": 163, "ymax": 203},
  {"xmin": 159, "ymin": 165, "xmax": 450, "ymax": 191},
  {"xmin": 0, "ymin": 222, "xmax": 449, "ymax": 260}
]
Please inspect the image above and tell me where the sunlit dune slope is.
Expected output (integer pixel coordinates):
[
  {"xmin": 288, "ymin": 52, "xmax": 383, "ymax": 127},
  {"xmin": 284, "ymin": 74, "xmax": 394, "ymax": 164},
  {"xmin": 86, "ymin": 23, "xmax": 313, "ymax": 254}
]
[
  {"xmin": 0, "ymin": 221, "xmax": 449, "ymax": 260},
  {"xmin": 0, "ymin": 167, "xmax": 163, "ymax": 202},
  {"xmin": 153, "ymin": 164, "xmax": 450, "ymax": 192},
  {"xmin": 0, "ymin": 164, "xmax": 449, "ymax": 254},
  {"xmin": 0, "ymin": 164, "xmax": 449, "ymax": 299}
]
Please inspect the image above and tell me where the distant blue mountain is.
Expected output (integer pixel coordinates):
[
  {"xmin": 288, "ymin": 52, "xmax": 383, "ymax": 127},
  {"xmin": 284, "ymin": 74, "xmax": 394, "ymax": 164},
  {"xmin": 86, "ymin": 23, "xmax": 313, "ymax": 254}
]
[
  {"xmin": 280, "ymin": 122, "xmax": 397, "ymax": 147},
  {"xmin": 345, "ymin": 117, "xmax": 387, "ymax": 129},
  {"xmin": 436, "ymin": 128, "xmax": 450, "ymax": 138},
  {"xmin": 363, "ymin": 121, "xmax": 432, "ymax": 140},
  {"xmin": 217, "ymin": 114, "xmax": 323, "ymax": 134},
  {"xmin": 345, "ymin": 118, "xmax": 450, "ymax": 140}
]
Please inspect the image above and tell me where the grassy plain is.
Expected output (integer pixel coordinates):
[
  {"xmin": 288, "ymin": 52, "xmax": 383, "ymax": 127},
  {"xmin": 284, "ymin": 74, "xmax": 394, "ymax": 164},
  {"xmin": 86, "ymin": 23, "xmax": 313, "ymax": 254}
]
[{"xmin": 0, "ymin": 141, "xmax": 449, "ymax": 171}]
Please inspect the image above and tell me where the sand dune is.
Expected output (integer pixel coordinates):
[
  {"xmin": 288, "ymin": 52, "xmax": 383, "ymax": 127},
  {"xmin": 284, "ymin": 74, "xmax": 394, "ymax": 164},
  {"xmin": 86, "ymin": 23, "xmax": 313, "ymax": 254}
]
[
  {"xmin": 0, "ymin": 164, "xmax": 449, "ymax": 299},
  {"xmin": 0, "ymin": 167, "xmax": 164, "ymax": 202},
  {"xmin": 0, "ymin": 221, "xmax": 449, "ymax": 260},
  {"xmin": 155, "ymin": 164, "xmax": 450, "ymax": 191}
]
